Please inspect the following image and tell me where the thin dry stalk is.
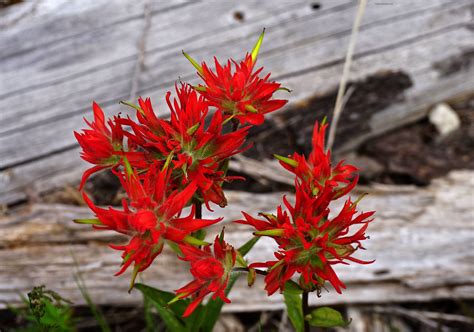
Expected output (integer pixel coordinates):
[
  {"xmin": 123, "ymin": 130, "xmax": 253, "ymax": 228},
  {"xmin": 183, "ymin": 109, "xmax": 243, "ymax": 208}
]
[{"xmin": 327, "ymin": 0, "xmax": 367, "ymax": 151}]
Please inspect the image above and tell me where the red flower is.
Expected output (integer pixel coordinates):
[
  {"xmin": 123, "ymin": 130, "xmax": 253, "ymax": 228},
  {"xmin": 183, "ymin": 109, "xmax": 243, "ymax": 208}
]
[
  {"xmin": 184, "ymin": 31, "xmax": 287, "ymax": 125},
  {"xmin": 74, "ymin": 102, "xmax": 145, "ymax": 190},
  {"xmin": 124, "ymin": 84, "xmax": 249, "ymax": 209},
  {"xmin": 237, "ymin": 120, "xmax": 375, "ymax": 294},
  {"xmin": 74, "ymin": 102, "xmax": 124, "ymax": 189},
  {"xmin": 239, "ymin": 182, "xmax": 374, "ymax": 295},
  {"xmin": 275, "ymin": 122, "xmax": 358, "ymax": 201},
  {"xmin": 175, "ymin": 235, "xmax": 236, "ymax": 317},
  {"xmin": 82, "ymin": 163, "xmax": 221, "ymax": 284}
]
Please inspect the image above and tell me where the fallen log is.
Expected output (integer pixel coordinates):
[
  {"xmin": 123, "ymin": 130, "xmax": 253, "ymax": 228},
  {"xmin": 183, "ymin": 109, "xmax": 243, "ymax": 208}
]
[
  {"xmin": 1, "ymin": 170, "xmax": 473, "ymax": 311},
  {"xmin": 1, "ymin": 0, "xmax": 473, "ymax": 205}
]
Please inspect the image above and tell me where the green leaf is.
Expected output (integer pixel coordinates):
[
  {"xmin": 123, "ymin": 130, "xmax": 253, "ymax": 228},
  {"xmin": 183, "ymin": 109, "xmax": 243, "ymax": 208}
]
[
  {"xmin": 284, "ymin": 280, "xmax": 303, "ymax": 295},
  {"xmin": 238, "ymin": 236, "xmax": 260, "ymax": 257},
  {"xmin": 200, "ymin": 272, "xmax": 242, "ymax": 332},
  {"xmin": 134, "ymin": 284, "xmax": 187, "ymax": 332},
  {"xmin": 283, "ymin": 289, "xmax": 304, "ymax": 332},
  {"xmin": 305, "ymin": 307, "xmax": 350, "ymax": 328}
]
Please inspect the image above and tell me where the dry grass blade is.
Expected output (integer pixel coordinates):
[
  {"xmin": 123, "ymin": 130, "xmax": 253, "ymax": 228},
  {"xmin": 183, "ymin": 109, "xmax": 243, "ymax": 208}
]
[{"xmin": 327, "ymin": 0, "xmax": 368, "ymax": 151}]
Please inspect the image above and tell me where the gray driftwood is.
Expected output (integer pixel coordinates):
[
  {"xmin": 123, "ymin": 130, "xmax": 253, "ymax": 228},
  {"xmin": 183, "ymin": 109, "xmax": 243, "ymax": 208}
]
[
  {"xmin": 1, "ymin": 0, "xmax": 473, "ymax": 205},
  {"xmin": 1, "ymin": 170, "xmax": 472, "ymax": 311}
]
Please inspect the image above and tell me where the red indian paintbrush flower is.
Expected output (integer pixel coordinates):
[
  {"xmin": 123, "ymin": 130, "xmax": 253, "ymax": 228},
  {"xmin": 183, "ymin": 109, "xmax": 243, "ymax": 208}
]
[
  {"xmin": 239, "ymin": 182, "xmax": 374, "ymax": 295},
  {"xmin": 183, "ymin": 30, "xmax": 287, "ymax": 125},
  {"xmin": 238, "ymin": 120, "xmax": 375, "ymax": 295},
  {"xmin": 275, "ymin": 121, "xmax": 358, "ymax": 202},
  {"xmin": 78, "ymin": 162, "xmax": 221, "ymax": 287},
  {"xmin": 175, "ymin": 234, "xmax": 237, "ymax": 317},
  {"xmin": 74, "ymin": 102, "xmax": 124, "ymax": 189},
  {"xmin": 74, "ymin": 102, "xmax": 145, "ymax": 190},
  {"xmin": 124, "ymin": 84, "xmax": 249, "ymax": 209}
]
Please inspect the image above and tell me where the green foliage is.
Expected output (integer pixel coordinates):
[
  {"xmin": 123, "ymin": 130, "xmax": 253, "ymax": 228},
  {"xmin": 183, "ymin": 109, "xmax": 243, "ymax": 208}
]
[
  {"xmin": 238, "ymin": 236, "xmax": 260, "ymax": 257},
  {"xmin": 134, "ymin": 283, "xmax": 189, "ymax": 332},
  {"xmin": 305, "ymin": 306, "xmax": 350, "ymax": 328},
  {"xmin": 11, "ymin": 285, "xmax": 75, "ymax": 332},
  {"xmin": 283, "ymin": 288, "xmax": 304, "ymax": 332},
  {"xmin": 135, "ymin": 272, "xmax": 244, "ymax": 332}
]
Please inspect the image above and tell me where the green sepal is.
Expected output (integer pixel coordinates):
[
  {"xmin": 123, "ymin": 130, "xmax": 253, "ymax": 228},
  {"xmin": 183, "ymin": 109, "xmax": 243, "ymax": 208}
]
[
  {"xmin": 277, "ymin": 87, "xmax": 292, "ymax": 93},
  {"xmin": 122, "ymin": 155, "xmax": 134, "ymax": 178},
  {"xmin": 186, "ymin": 122, "xmax": 200, "ymax": 135},
  {"xmin": 305, "ymin": 307, "xmax": 351, "ymax": 328},
  {"xmin": 73, "ymin": 218, "xmax": 102, "ymax": 225},
  {"xmin": 128, "ymin": 265, "xmax": 140, "ymax": 293},
  {"xmin": 166, "ymin": 241, "xmax": 183, "ymax": 256},
  {"xmin": 193, "ymin": 85, "xmax": 206, "ymax": 92},
  {"xmin": 162, "ymin": 150, "xmax": 175, "ymax": 171},
  {"xmin": 254, "ymin": 228, "xmax": 285, "ymax": 237},
  {"xmin": 182, "ymin": 51, "xmax": 203, "ymax": 75},
  {"xmin": 273, "ymin": 154, "xmax": 298, "ymax": 167},
  {"xmin": 183, "ymin": 235, "xmax": 210, "ymax": 246},
  {"xmin": 120, "ymin": 100, "xmax": 144, "ymax": 115},
  {"xmin": 245, "ymin": 104, "xmax": 258, "ymax": 113},
  {"xmin": 251, "ymin": 28, "xmax": 265, "ymax": 63}
]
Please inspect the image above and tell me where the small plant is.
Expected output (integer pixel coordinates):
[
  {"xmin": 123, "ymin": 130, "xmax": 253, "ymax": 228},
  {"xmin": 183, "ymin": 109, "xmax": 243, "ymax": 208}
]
[
  {"xmin": 9, "ymin": 286, "xmax": 75, "ymax": 332},
  {"xmin": 74, "ymin": 30, "xmax": 375, "ymax": 331}
]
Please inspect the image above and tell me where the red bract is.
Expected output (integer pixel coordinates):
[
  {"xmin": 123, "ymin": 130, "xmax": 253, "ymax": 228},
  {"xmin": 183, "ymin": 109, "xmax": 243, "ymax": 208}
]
[
  {"xmin": 75, "ymin": 102, "xmax": 146, "ymax": 190},
  {"xmin": 74, "ymin": 102, "xmax": 124, "ymax": 189},
  {"xmin": 82, "ymin": 163, "xmax": 221, "ymax": 285},
  {"xmin": 239, "ymin": 182, "xmax": 374, "ymax": 295},
  {"xmin": 125, "ymin": 84, "xmax": 249, "ymax": 209},
  {"xmin": 184, "ymin": 31, "xmax": 287, "ymax": 125},
  {"xmin": 276, "ymin": 122, "xmax": 358, "ymax": 201},
  {"xmin": 175, "ymin": 235, "xmax": 237, "ymax": 317}
]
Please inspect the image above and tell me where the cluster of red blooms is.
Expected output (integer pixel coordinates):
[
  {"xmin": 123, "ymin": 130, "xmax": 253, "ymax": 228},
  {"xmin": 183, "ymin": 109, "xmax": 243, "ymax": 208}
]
[
  {"xmin": 75, "ymin": 31, "xmax": 374, "ymax": 317},
  {"xmin": 239, "ymin": 123, "xmax": 374, "ymax": 294}
]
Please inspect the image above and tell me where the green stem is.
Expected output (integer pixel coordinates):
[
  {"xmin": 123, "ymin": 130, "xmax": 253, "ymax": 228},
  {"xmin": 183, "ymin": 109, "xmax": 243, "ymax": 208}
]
[{"xmin": 303, "ymin": 291, "xmax": 310, "ymax": 332}]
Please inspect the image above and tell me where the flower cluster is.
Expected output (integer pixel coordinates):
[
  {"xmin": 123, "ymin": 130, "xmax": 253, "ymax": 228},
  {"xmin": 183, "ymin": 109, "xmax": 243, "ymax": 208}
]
[
  {"xmin": 239, "ymin": 122, "xmax": 375, "ymax": 294},
  {"xmin": 74, "ymin": 29, "xmax": 374, "ymax": 320},
  {"xmin": 74, "ymin": 31, "xmax": 287, "ymax": 315}
]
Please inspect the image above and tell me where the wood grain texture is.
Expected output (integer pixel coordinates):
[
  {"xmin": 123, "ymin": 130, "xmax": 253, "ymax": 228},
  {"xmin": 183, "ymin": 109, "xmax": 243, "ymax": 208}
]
[
  {"xmin": 1, "ymin": 0, "xmax": 473, "ymax": 204},
  {"xmin": 1, "ymin": 171, "xmax": 473, "ymax": 310}
]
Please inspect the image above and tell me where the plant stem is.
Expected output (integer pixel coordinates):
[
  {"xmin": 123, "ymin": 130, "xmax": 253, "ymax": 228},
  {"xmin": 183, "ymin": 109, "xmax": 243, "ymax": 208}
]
[
  {"xmin": 232, "ymin": 266, "xmax": 267, "ymax": 276},
  {"xmin": 194, "ymin": 201, "xmax": 202, "ymax": 219},
  {"xmin": 302, "ymin": 291, "xmax": 310, "ymax": 332}
]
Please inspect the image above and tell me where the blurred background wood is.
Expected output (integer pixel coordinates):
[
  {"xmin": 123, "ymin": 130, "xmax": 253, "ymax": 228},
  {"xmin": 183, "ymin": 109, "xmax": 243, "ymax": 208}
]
[{"xmin": 1, "ymin": 0, "xmax": 473, "ymax": 205}]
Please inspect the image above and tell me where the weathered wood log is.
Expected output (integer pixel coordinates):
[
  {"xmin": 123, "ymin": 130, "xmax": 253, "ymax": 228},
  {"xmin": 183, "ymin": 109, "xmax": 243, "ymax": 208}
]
[
  {"xmin": 1, "ymin": 0, "xmax": 473, "ymax": 205},
  {"xmin": 1, "ymin": 171, "xmax": 473, "ymax": 311}
]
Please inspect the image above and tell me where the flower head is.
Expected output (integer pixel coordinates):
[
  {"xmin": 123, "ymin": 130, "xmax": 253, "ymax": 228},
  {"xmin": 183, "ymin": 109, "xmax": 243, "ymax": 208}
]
[
  {"xmin": 175, "ymin": 234, "xmax": 237, "ymax": 317},
  {"xmin": 80, "ymin": 163, "xmax": 221, "ymax": 286},
  {"xmin": 125, "ymin": 84, "xmax": 249, "ymax": 209},
  {"xmin": 275, "ymin": 122, "xmax": 358, "ymax": 201},
  {"xmin": 240, "ymin": 183, "xmax": 374, "ymax": 295},
  {"xmin": 184, "ymin": 30, "xmax": 287, "ymax": 125},
  {"xmin": 238, "ymin": 120, "xmax": 375, "ymax": 295}
]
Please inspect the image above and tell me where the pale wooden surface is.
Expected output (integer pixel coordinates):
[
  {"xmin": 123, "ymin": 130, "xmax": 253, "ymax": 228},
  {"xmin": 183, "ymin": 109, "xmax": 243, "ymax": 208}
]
[
  {"xmin": 1, "ymin": 170, "xmax": 473, "ymax": 311},
  {"xmin": 1, "ymin": 0, "xmax": 473, "ymax": 205}
]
